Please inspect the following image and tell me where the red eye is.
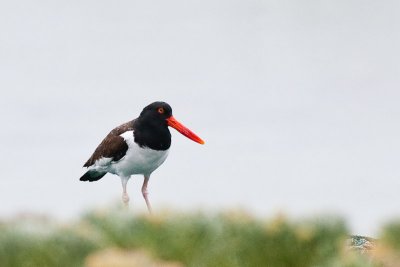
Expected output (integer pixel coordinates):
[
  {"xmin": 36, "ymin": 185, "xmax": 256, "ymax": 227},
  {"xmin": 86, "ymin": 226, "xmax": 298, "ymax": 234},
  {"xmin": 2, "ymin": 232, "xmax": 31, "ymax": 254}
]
[{"xmin": 158, "ymin": 107, "xmax": 164, "ymax": 114}]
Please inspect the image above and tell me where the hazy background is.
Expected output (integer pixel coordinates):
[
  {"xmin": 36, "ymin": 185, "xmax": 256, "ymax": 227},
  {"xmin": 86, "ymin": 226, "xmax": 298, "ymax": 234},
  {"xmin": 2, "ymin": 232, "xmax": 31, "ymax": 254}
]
[{"xmin": 1, "ymin": 0, "xmax": 399, "ymax": 236}]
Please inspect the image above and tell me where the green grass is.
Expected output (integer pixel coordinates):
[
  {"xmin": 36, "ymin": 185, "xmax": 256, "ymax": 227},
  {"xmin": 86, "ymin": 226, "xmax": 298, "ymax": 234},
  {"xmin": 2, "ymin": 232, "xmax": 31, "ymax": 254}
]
[
  {"xmin": 0, "ymin": 208, "xmax": 398, "ymax": 267},
  {"xmin": 0, "ymin": 222, "xmax": 99, "ymax": 267},
  {"xmin": 381, "ymin": 220, "xmax": 400, "ymax": 251}
]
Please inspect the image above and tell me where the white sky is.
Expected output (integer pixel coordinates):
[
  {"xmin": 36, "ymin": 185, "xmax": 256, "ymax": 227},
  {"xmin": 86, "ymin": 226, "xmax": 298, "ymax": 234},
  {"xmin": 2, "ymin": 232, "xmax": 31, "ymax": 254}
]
[{"xmin": 1, "ymin": 0, "xmax": 399, "ymax": 236}]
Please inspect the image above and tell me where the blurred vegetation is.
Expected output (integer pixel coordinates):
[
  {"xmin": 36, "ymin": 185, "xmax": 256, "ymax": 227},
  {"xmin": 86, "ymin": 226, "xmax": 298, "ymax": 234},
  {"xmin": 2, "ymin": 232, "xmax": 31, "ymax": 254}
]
[
  {"xmin": 380, "ymin": 221, "xmax": 400, "ymax": 251},
  {"xmin": 0, "ymin": 208, "xmax": 399, "ymax": 267}
]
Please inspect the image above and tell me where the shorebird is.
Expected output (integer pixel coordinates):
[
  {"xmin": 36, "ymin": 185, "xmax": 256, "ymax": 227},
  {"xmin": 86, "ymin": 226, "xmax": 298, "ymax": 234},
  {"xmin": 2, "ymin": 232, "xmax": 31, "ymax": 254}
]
[{"xmin": 80, "ymin": 101, "xmax": 204, "ymax": 212}]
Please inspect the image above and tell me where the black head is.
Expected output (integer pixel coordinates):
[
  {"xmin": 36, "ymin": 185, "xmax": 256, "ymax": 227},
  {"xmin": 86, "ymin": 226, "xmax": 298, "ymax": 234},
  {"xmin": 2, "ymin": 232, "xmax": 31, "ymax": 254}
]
[
  {"xmin": 139, "ymin": 101, "xmax": 173, "ymax": 124},
  {"xmin": 134, "ymin": 101, "xmax": 204, "ymax": 150},
  {"xmin": 134, "ymin": 102, "xmax": 173, "ymax": 150}
]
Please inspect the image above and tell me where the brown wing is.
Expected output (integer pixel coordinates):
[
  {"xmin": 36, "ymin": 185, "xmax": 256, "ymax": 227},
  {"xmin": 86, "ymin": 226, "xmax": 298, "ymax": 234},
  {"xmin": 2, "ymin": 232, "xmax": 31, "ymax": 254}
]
[{"xmin": 83, "ymin": 120, "xmax": 135, "ymax": 167}]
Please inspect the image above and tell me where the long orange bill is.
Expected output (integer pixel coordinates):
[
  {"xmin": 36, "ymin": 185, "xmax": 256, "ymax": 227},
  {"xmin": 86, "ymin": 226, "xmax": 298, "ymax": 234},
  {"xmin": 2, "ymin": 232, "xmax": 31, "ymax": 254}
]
[{"xmin": 167, "ymin": 116, "xmax": 205, "ymax": 145}]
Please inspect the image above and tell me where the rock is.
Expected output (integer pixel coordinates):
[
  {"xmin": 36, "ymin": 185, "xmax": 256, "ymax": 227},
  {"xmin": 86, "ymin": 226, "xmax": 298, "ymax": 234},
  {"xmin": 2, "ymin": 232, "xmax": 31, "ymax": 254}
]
[{"xmin": 347, "ymin": 235, "xmax": 376, "ymax": 253}]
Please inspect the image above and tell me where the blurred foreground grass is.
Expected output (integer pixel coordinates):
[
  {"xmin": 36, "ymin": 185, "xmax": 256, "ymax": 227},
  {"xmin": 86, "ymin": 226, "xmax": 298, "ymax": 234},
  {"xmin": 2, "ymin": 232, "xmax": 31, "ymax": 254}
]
[{"xmin": 0, "ymin": 208, "xmax": 399, "ymax": 267}]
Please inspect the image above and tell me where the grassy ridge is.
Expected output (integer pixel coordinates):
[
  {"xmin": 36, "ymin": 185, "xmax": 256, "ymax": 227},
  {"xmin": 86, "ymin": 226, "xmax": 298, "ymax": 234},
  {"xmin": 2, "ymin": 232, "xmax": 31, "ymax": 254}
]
[{"xmin": 0, "ymin": 209, "xmax": 399, "ymax": 267}]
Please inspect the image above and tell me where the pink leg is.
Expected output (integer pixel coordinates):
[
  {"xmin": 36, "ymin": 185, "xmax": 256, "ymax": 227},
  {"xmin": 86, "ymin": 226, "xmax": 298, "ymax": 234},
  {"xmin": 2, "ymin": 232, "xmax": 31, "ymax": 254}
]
[
  {"xmin": 142, "ymin": 176, "xmax": 152, "ymax": 213},
  {"xmin": 121, "ymin": 176, "xmax": 130, "ymax": 207}
]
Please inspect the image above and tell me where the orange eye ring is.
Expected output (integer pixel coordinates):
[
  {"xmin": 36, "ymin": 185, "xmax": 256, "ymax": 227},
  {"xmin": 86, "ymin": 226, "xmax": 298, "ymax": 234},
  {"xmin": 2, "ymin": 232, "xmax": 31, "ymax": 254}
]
[{"xmin": 158, "ymin": 107, "xmax": 164, "ymax": 114}]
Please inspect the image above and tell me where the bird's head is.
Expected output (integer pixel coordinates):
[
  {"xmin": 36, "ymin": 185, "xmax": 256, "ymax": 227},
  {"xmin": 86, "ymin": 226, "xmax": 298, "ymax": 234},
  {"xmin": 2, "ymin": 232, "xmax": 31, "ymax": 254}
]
[{"xmin": 140, "ymin": 101, "xmax": 205, "ymax": 145}]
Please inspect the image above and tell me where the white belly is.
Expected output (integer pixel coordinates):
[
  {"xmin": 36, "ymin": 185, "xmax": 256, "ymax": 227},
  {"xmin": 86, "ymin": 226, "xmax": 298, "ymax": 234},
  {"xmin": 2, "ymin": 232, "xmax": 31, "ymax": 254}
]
[{"xmin": 110, "ymin": 131, "xmax": 169, "ymax": 177}]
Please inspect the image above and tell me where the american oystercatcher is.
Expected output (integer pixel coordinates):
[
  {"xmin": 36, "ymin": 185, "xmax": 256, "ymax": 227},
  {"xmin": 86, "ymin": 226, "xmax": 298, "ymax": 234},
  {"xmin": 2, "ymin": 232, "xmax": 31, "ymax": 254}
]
[{"xmin": 80, "ymin": 101, "xmax": 204, "ymax": 212}]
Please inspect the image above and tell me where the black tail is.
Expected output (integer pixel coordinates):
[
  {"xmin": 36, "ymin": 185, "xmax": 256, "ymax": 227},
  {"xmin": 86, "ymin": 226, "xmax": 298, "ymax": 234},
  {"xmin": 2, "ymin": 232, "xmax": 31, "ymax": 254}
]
[{"xmin": 80, "ymin": 170, "xmax": 107, "ymax": 182}]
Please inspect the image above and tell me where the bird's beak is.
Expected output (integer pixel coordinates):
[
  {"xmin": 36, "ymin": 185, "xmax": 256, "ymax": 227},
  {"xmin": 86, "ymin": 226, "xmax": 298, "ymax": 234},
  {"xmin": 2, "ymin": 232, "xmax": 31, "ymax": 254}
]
[{"xmin": 167, "ymin": 116, "xmax": 205, "ymax": 145}]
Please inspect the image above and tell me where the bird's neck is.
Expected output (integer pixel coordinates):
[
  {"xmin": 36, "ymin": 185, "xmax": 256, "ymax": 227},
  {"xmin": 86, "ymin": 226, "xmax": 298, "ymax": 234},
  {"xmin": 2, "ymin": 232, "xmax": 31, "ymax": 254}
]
[{"xmin": 133, "ymin": 118, "xmax": 171, "ymax": 151}]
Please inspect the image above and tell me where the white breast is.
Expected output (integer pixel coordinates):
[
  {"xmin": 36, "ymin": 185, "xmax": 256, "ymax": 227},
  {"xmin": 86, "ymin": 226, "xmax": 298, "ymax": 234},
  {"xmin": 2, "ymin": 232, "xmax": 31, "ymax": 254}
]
[{"xmin": 109, "ymin": 130, "xmax": 169, "ymax": 177}]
